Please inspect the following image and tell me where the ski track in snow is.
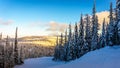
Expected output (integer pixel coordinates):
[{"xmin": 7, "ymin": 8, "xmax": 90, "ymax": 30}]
[{"xmin": 15, "ymin": 46, "xmax": 120, "ymax": 68}]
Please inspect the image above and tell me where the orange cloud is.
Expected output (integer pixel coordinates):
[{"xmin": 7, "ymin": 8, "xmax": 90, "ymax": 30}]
[
  {"xmin": 46, "ymin": 21, "xmax": 68, "ymax": 35},
  {"xmin": 96, "ymin": 11, "xmax": 109, "ymax": 26}
]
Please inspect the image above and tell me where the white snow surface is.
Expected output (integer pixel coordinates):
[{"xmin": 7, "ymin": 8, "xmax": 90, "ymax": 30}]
[{"xmin": 15, "ymin": 46, "xmax": 120, "ymax": 68}]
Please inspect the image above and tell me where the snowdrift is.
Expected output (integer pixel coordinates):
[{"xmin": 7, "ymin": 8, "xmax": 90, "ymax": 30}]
[{"xmin": 15, "ymin": 46, "xmax": 120, "ymax": 68}]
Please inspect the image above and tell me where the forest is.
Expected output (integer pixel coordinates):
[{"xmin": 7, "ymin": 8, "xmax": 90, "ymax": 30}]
[
  {"xmin": 0, "ymin": 0, "xmax": 120, "ymax": 68},
  {"xmin": 53, "ymin": 0, "xmax": 120, "ymax": 61}
]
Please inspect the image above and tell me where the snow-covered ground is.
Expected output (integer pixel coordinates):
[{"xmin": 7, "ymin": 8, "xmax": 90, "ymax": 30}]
[{"xmin": 14, "ymin": 46, "xmax": 120, "ymax": 68}]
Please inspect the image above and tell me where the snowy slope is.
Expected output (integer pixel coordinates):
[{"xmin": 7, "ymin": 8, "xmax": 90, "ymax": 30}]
[
  {"xmin": 14, "ymin": 57, "xmax": 65, "ymax": 68},
  {"xmin": 15, "ymin": 46, "xmax": 120, "ymax": 68}
]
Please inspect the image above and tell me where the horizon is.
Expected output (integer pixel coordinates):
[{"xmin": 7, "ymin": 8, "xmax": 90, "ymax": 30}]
[{"xmin": 0, "ymin": 0, "xmax": 116, "ymax": 38}]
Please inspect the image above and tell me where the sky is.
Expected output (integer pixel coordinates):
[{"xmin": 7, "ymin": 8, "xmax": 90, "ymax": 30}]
[{"xmin": 0, "ymin": 0, "xmax": 116, "ymax": 38}]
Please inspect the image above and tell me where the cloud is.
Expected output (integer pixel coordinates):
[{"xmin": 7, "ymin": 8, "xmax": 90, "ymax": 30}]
[
  {"xmin": 96, "ymin": 11, "xmax": 109, "ymax": 25},
  {"xmin": 46, "ymin": 21, "xmax": 68, "ymax": 35},
  {"xmin": 29, "ymin": 21, "xmax": 46, "ymax": 27},
  {"xmin": 28, "ymin": 21, "xmax": 68, "ymax": 36},
  {"xmin": 46, "ymin": 11, "xmax": 110, "ymax": 35},
  {"xmin": 28, "ymin": 11, "xmax": 110, "ymax": 36},
  {"xmin": 0, "ymin": 19, "xmax": 14, "ymax": 26}
]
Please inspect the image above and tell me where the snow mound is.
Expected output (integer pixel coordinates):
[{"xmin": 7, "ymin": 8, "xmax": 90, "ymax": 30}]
[{"xmin": 15, "ymin": 46, "xmax": 120, "ymax": 68}]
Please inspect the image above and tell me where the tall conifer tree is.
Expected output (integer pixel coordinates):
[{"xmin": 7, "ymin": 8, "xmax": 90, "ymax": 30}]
[{"xmin": 78, "ymin": 14, "xmax": 84, "ymax": 57}]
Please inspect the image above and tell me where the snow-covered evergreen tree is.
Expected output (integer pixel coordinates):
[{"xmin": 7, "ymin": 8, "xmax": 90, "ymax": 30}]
[
  {"xmin": 4, "ymin": 36, "xmax": 8, "ymax": 68},
  {"xmin": 74, "ymin": 23, "xmax": 79, "ymax": 58},
  {"xmin": 14, "ymin": 27, "xmax": 23, "ymax": 64},
  {"xmin": 59, "ymin": 33, "xmax": 64, "ymax": 60},
  {"xmin": 91, "ymin": 15, "xmax": 99, "ymax": 50},
  {"xmin": 78, "ymin": 14, "xmax": 84, "ymax": 57},
  {"xmin": 66, "ymin": 24, "xmax": 73, "ymax": 61},
  {"xmin": 0, "ymin": 33, "xmax": 2, "ymax": 40},
  {"xmin": 91, "ymin": 1, "xmax": 99, "ymax": 50},
  {"xmin": 85, "ymin": 14, "xmax": 91, "ymax": 51},
  {"xmin": 63, "ymin": 29, "xmax": 68, "ymax": 61},
  {"xmin": 116, "ymin": 0, "xmax": 120, "ymax": 22},
  {"xmin": 107, "ymin": 2, "xmax": 114, "ymax": 46},
  {"xmin": 106, "ymin": 22, "xmax": 109, "ymax": 45},
  {"xmin": 14, "ymin": 27, "xmax": 19, "ymax": 64},
  {"xmin": 65, "ymin": 29, "xmax": 68, "ymax": 44},
  {"xmin": 11, "ymin": 42, "xmax": 15, "ymax": 68},
  {"xmin": 100, "ymin": 18, "xmax": 106, "ymax": 48},
  {"xmin": 0, "ymin": 36, "xmax": 3, "ymax": 67},
  {"xmin": 71, "ymin": 33, "xmax": 76, "ymax": 60},
  {"xmin": 117, "ymin": 0, "xmax": 120, "ymax": 44},
  {"xmin": 91, "ymin": 1, "xmax": 96, "ymax": 37},
  {"xmin": 19, "ymin": 45, "xmax": 24, "ymax": 64},
  {"xmin": 53, "ymin": 36, "xmax": 59, "ymax": 61},
  {"xmin": 91, "ymin": 1, "xmax": 96, "ymax": 50},
  {"xmin": 116, "ymin": 0, "xmax": 120, "ymax": 44}
]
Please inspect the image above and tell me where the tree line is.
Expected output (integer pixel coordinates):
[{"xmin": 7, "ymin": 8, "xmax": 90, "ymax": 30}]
[
  {"xmin": 0, "ymin": 27, "xmax": 56, "ymax": 68},
  {"xmin": 0, "ymin": 27, "xmax": 23, "ymax": 68},
  {"xmin": 0, "ymin": 28, "xmax": 55, "ymax": 68},
  {"xmin": 53, "ymin": 0, "xmax": 120, "ymax": 61}
]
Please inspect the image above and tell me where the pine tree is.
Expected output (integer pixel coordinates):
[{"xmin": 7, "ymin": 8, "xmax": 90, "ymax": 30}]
[
  {"xmin": 65, "ymin": 29, "xmax": 68, "ymax": 43},
  {"xmin": 78, "ymin": 14, "xmax": 84, "ymax": 57},
  {"xmin": 91, "ymin": 0, "xmax": 96, "ymax": 37},
  {"xmin": 116, "ymin": 0, "xmax": 120, "ymax": 45},
  {"xmin": 66, "ymin": 24, "xmax": 72, "ymax": 61},
  {"xmin": 59, "ymin": 33, "xmax": 64, "ymax": 60},
  {"xmin": 11, "ymin": 42, "xmax": 15, "ymax": 68},
  {"xmin": 85, "ymin": 14, "xmax": 91, "ymax": 51},
  {"xmin": 0, "ymin": 44, "xmax": 4, "ymax": 68},
  {"xmin": 71, "ymin": 33, "xmax": 76, "ymax": 60},
  {"xmin": 5, "ymin": 35, "xmax": 10, "ymax": 68},
  {"xmin": 14, "ymin": 27, "xmax": 19, "ymax": 64},
  {"xmin": 63, "ymin": 29, "xmax": 68, "ymax": 61},
  {"xmin": 117, "ymin": 0, "xmax": 120, "ymax": 45},
  {"xmin": 108, "ymin": 2, "xmax": 114, "ymax": 46},
  {"xmin": 91, "ymin": 1, "xmax": 96, "ymax": 50},
  {"xmin": 115, "ymin": 0, "xmax": 118, "ymax": 21},
  {"xmin": 100, "ymin": 18, "xmax": 106, "ymax": 47},
  {"xmin": 91, "ymin": 15, "xmax": 99, "ymax": 50},
  {"xmin": 20, "ymin": 45, "xmax": 24, "ymax": 64},
  {"xmin": 68, "ymin": 24, "xmax": 72, "ymax": 41},
  {"xmin": 0, "ymin": 33, "xmax": 2, "ymax": 40},
  {"xmin": 14, "ymin": 27, "xmax": 23, "ymax": 65},
  {"xmin": 96, "ymin": 16, "xmax": 99, "ymax": 48},
  {"xmin": 53, "ymin": 36, "xmax": 59, "ymax": 61},
  {"xmin": 116, "ymin": 0, "xmax": 120, "ymax": 21},
  {"xmin": 2, "ymin": 37, "xmax": 6, "ymax": 68},
  {"xmin": 91, "ymin": 1, "xmax": 99, "ymax": 50},
  {"xmin": 106, "ymin": 22, "xmax": 109, "ymax": 45},
  {"xmin": 74, "ymin": 23, "xmax": 79, "ymax": 58},
  {"xmin": 56, "ymin": 36, "xmax": 59, "ymax": 60}
]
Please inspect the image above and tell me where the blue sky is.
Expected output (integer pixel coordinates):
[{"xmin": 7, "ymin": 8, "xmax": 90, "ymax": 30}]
[{"xmin": 0, "ymin": 0, "xmax": 116, "ymax": 37}]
